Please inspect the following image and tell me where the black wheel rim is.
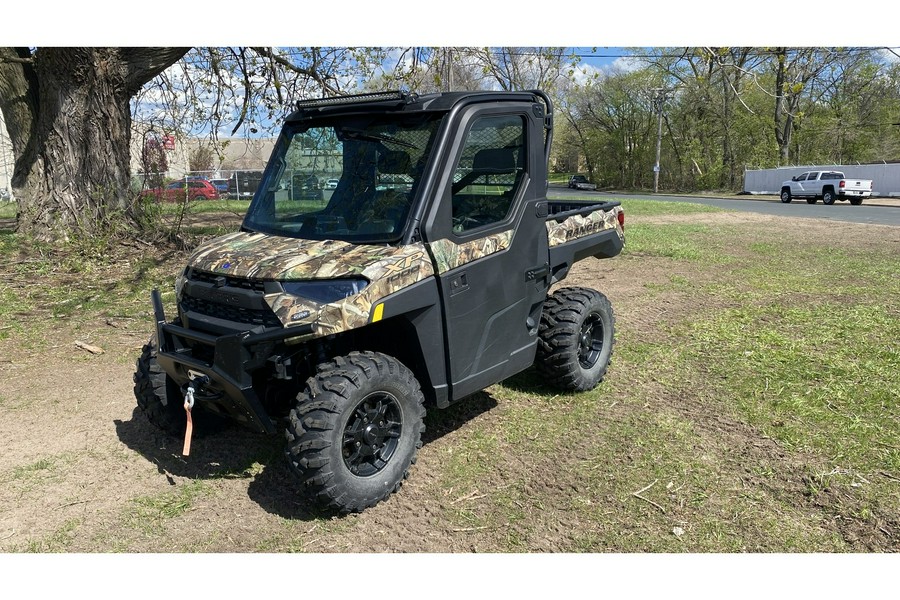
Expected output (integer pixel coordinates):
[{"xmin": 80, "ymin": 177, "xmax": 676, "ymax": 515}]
[
  {"xmin": 578, "ymin": 312, "xmax": 605, "ymax": 369},
  {"xmin": 342, "ymin": 392, "xmax": 403, "ymax": 477}
]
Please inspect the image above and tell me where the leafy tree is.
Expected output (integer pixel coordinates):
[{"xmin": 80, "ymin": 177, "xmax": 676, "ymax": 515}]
[
  {"xmin": 188, "ymin": 144, "xmax": 216, "ymax": 173},
  {"xmin": 0, "ymin": 47, "xmax": 188, "ymax": 241}
]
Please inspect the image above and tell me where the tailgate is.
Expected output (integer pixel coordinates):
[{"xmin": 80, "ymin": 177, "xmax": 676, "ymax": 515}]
[{"xmin": 843, "ymin": 179, "xmax": 872, "ymax": 192}]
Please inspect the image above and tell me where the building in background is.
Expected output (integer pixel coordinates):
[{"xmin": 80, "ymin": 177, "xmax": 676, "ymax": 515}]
[
  {"xmin": 128, "ymin": 122, "xmax": 342, "ymax": 199},
  {"xmin": 129, "ymin": 121, "xmax": 278, "ymax": 181}
]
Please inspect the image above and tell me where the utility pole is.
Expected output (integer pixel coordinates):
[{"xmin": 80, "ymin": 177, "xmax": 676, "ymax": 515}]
[
  {"xmin": 445, "ymin": 48, "xmax": 453, "ymax": 92},
  {"xmin": 651, "ymin": 88, "xmax": 670, "ymax": 194}
]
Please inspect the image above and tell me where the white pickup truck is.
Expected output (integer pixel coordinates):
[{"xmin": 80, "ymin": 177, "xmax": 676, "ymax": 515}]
[{"xmin": 780, "ymin": 170, "xmax": 874, "ymax": 205}]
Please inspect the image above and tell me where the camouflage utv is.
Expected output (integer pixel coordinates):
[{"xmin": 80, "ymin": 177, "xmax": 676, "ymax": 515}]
[{"xmin": 134, "ymin": 90, "xmax": 625, "ymax": 513}]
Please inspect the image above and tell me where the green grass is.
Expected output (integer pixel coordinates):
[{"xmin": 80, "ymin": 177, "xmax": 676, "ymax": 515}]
[
  {"xmin": 417, "ymin": 208, "xmax": 898, "ymax": 551},
  {"xmin": 128, "ymin": 481, "xmax": 211, "ymax": 535},
  {"xmin": 618, "ymin": 198, "xmax": 723, "ymax": 216},
  {"xmin": 152, "ymin": 199, "xmax": 250, "ymax": 215},
  {"xmin": 0, "ymin": 231, "xmax": 180, "ymax": 344},
  {"xmin": 2, "ymin": 193, "xmax": 898, "ymax": 552},
  {"xmin": 3, "ymin": 453, "xmax": 80, "ymax": 496},
  {"xmin": 622, "ymin": 223, "xmax": 729, "ymax": 262},
  {"xmin": 684, "ymin": 305, "xmax": 899, "ymax": 465},
  {"xmin": 24, "ymin": 518, "xmax": 82, "ymax": 553},
  {"xmin": 0, "ymin": 202, "xmax": 14, "ymax": 219}
]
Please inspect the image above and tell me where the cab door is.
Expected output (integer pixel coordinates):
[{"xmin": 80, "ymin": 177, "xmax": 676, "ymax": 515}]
[
  {"xmin": 422, "ymin": 104, "xmax": 550, "ymax": 401},
  {"xmin": 803, "ymin": 172, "xmax": 820, "ymax": 195},
  {"xmin": 792, "ymin": 172, "xmax": 809, "ymax": 195}
]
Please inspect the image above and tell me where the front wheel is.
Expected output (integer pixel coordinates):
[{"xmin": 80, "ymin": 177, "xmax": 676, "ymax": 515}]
[
  {"xmin": 822, "ymin": 190, "xmax": 836, "ymax": 205},
  {"xmin": 780, "ymin": 189, "xmax": 792, "ymax": 203},
  {"xmin": 133, "ymin": 337, "xmax": 187, "ymax": 436},
  {"xmin": 285, "ymin": 351, "xmax": 426, "ymax": 513},
  {"xmin": 535, "ymin": 287, "xmax": 615, "ymax": 392}
]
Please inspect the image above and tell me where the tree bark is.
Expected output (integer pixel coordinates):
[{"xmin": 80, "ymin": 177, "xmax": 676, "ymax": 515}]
[
  {"xmin": 773, "ymin": 48, "xmax": 792, "ymax": 164},
  {"xmin": 0, "ymin": 47, "xmax": 188, "ymax": 241}
]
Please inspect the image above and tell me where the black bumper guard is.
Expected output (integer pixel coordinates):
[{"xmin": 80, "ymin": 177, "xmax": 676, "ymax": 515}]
[{"xmin": 151, "ymin": 289, "xmax": 314, "ymax": 434}]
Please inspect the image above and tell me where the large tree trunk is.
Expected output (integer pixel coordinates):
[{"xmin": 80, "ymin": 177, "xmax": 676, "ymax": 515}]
[
  {"xmin": 773, "ymin": 48, "xmax": 791, "ymax": 164},
  {"xmin": 0, "ymin": 47, "xmax": 188, "ymax": 241}
]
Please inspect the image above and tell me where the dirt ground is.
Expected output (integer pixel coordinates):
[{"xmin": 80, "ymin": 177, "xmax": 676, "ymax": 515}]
[{"xmin": 0, "ymin": 210, "xmax": 898, "ymax": 554}]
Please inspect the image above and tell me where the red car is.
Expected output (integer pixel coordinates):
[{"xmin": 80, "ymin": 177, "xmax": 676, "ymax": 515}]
[{"xmin": 144, "ymin": 179, "xmax": 220, "ymax": 202}]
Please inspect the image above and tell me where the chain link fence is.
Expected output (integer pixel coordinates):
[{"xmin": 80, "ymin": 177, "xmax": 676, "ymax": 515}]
[{"xmin": 133, "ymin": 169, "xmax": 267, "ymax": 203}]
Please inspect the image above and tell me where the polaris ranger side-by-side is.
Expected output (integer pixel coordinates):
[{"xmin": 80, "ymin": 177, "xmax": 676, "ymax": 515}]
[{"xmin": 134, "ymin": 90, "xmax": 625, "ymax": 513}]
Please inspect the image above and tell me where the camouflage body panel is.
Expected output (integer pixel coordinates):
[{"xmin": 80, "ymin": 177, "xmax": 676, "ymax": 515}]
[
  {"xmin": 186, "ymin": 232, "xmax": 435, "ymax": 335},
  {"xmin": 266, "ymin": 246, "xmax": 434, "ymax": 334},
  {"xmin": 428, "ymin": 230, "xmax": 514, "ymax": 274},
  {"xmin": 546, "ymin": 205, "xmax": 624, "ymax": 247},
  {"xmin": 187, "ymin": 231, "xmax": 410, "ymax": 280}
]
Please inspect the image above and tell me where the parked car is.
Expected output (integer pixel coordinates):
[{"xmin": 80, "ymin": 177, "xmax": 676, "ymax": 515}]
[
  {"xmin": 325, "ymin": 178, "xmax": 339, "ymax": 190},
  {"xmin": 568, "ymin": 175, "xmax": 597, "ymax": 190},
  {"xmin": 144, "ymin": 179, "xmax": 220, "ymax": 202},
  {"xmin": 780, "ymin": 170, "xmax": 873, "ymax": 205},
  {"xmin": 228, "ymin": 171, "xmax": 263, "ymax": 199},
  {"xmin": 0, "ymin": 188, "xmax": 10, "ymax": 201},
  {"xmin": 209, "ymin": 179, "xmax": 230, "ymax": 194}
]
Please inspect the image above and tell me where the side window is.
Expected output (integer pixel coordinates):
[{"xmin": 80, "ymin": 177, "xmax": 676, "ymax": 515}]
[
  {"xmin": 797, "ymin": 173, "xmax": 808, "ymax": 181},
  {"xmin": 450, "ymin": 114, "xmax": 526, "ymax": 234}
]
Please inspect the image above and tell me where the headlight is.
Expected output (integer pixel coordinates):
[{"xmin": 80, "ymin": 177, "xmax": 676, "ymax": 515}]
[{"xmin": 282, "ymin": 278, "xmax": 369, "ymax": 304}]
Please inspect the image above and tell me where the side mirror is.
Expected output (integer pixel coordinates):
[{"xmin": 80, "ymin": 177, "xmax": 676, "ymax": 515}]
[{"xmin": 791, "ymin": 176, "xmax": 797, "ymax": 181}]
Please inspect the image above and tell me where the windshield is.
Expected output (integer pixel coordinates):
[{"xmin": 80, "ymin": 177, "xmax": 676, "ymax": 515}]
[{"xmin": 243, "ymin": 113, "xmax": 444, "ymax": 243}]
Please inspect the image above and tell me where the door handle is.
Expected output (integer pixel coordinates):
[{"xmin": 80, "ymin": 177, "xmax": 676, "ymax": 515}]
[{"xmin": 449, "ymin": 272, "xmax": 469, "ymax": 296}]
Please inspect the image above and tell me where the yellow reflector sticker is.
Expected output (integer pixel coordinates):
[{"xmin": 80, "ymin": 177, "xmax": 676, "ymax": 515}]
[{"xmin": 372, "ymin": 303, "xmax": 384, "ymax": 322}]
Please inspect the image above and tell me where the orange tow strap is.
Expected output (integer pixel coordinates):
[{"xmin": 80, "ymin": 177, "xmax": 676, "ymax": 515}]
[
  {"xmin": 183, "ymin": 387, "xmax": 195, "ymax": 456},
  {"xmin": 183, "ymin": 404, "xmax": 193, "ymax": 456}
]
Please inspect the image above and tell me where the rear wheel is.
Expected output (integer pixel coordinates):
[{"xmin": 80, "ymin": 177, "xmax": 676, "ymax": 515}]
[
  {"xmin": 536, "ymin": 287, "xmax": 615, "ymax": 392},
  {"xmin": 285, "ymin": 351, "xmax": 426, "ymax": 513},
  {"xmin": 822, "ymin": 189, "xmax": 836, "ymax": 205},
  {"xmin": 849, "ymin": 197, "xmax": 863, "ymax": 206},
  {"xmin": 806, "ymin": 197, "xmax": 817, "ymax": 204},
  {"xmin": 780, "ymin": 189, "xmax": 792, "ymax": 203}
]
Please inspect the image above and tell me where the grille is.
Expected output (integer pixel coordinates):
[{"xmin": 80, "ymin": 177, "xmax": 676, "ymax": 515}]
[
  {"xmin": 181, "ymin": 295, "xmax": 282, "ymax": 329},
  {"xmin": 190, "ymin": 270, "xmax": 267, "ymax": 292}
]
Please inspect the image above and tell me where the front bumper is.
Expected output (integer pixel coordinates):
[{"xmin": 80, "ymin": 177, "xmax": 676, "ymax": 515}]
[{"xmin": 151, "ymin": 289, "xmax": 313, "ymax": 434}]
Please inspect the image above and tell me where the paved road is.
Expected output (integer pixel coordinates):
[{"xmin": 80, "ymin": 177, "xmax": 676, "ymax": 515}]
[{"xmin": 549, "ymin": 186, "xmax": 900, "ymax": 227}]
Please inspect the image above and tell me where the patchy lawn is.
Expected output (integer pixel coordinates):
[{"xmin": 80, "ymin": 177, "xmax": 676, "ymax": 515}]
[{"xmin": 1, "ymin": 201, "xmax": 898, "ymax": 552}]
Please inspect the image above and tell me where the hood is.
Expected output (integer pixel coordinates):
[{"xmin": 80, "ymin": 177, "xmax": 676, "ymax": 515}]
[{"xmin": 187, "ymin": 231, "xmax": 427, "ymax": 281}]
